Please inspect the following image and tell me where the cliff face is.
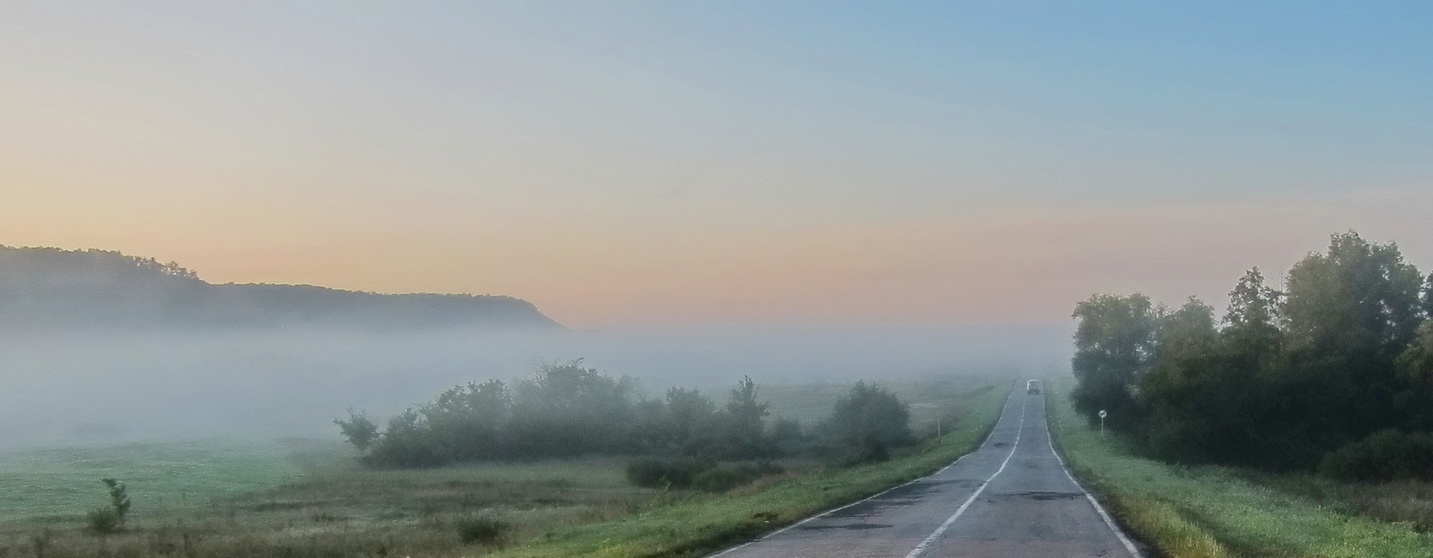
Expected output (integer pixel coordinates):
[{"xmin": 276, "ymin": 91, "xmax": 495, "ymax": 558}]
[{"xmin": 0, "ymin": 246, "xmax": 562, "ymax": 330}]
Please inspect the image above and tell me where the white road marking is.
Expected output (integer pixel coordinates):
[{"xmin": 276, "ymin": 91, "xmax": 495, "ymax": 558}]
[
  {"xmin": 903, "ymin": 394, "xmax": 1030, "ymax": 558},
  {"xmin": 709, "ymin": 383, "xmax": 1020, "ymax": 558},
  {"xmin": 1041, "ymin": 392, "xmax": 1143, "ymax": 558}
]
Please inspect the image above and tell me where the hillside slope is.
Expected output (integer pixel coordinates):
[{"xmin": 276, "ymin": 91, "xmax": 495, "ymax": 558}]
[{"xmin": 0, "ymin": 246, "xmax": 562, "ymax": 330}]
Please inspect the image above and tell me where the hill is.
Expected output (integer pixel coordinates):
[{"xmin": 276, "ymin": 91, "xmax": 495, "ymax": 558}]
[{"xmin": 0, "ymin": 246, "xmax": 562, "ymax": 330}]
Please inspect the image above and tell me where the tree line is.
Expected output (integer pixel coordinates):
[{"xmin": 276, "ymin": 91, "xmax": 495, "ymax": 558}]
[
  {"xmin": 1072, "ymin": 231, "xmax": 1433, "ymax": 477},
  {"xmin": 336, "ymin": 360, "xmax": 915, "ymax": 469}
]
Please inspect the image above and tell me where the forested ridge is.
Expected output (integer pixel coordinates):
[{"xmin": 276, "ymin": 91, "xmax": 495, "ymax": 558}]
[
  {"xmin": 1071, "ymin": 231, "xmax": 1433, "ymax": 477},
  {"xmin": 0, "ymin": 245, "xmax": 560, "ymax": 330}
]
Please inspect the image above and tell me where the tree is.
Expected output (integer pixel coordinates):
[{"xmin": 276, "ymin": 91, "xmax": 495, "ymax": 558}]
[
  {"xmin": 1223, "ymin": 268, "xmax": 1284, "ymax": 370},
  {"xmin": 1394, "ymin": 322, "xmax": 1433, "ymax": 432},
  {"xmin": 1068, "ymin": 231, "xmax": 1430, "ymax": 472},
  {"xmin": 1397, "ymin": 322, "xmax": 1433, "ymax": 384},
  {"xmin": 102, "ymin": 478, "xmax": 131, "ymax": 526},
  {"xmin": 1070, "ymin": 293, "xmax": 1158, "ymax": 432},
  {"xmin": 422, "ymin": 379, "xmax": 510, "ymax": 461},
  {"xmin": 334, "ymin": 409, "xmax": 379, "ymax": 455},
  {"xmin": 720, "ymin": 376, "xmax": 770, "ymax": 458},
  {"xmin": 368, "ymin": 408, "xmax": 445, "ymax": 467},
  {"xmin": 1140, "ymin": 298, "xmax": 1262, "ymax": 463},
  {"xmin": 1423, "ymin": 272, "xmax": 1433, "ymax": 319},
  {"xmin": 87, "ymin": 478, "xmax": 132, "ymax": 533},
  {"xmin": 1283, "ymin": 231, "xmax": 1423, "ymax": 359},
  {"xmin": 664, "ymin": 387, "xmax": 716, "ymax": 450},
  {"xmin": 1277, "ymin": 232, "xmax": 1425, "ymax": 457},
  {"xmin": 1154, "ymin": 297, "xmax": 1218, "ymax": 363},
  {"xmin": 822, "ymin": 381, "xmax": 912, "ymax": 462},
  {"xmin": 508, "ymin": 360, "xmax": 639, "ymax": 457}
]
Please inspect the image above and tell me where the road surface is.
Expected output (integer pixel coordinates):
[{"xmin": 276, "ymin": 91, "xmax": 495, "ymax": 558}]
[{"xmin": 712, "ymin": 384, "xmax": 1142, "ymax": 557}]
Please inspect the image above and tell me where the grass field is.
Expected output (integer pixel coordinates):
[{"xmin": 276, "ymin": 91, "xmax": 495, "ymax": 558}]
[
  {"xmin": 0, "ymin": 439, "xmax": 306, "ymax": 523},
  {"xmin": 0, "ymin": 374, "xmax": 1009, "ymax": 558},
  {"xmin": 1048, "ymin": 379, "xmax": 1433, "ymax": 558}
]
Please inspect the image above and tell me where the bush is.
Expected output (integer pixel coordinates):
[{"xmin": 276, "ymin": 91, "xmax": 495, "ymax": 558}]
[
  {"xmin": 626, "ymin": 457, "xmax": 714, "ymax": 489},
  {"xmin": 454, "ymin": 516, "xmax": 509, "ymax": 545},
  {"xmin": 1319, "ymin": 430, "xmax": 1433, "ymax": 482},
  {"xmin": 334, "ymin": 408, "xmax": 379, "ymax": 454},
  {"xmin": 691, "ymin": 462, "xmax": 785, "ymax": 493},
  {"xmin": 820, "ymin": 381, "xmax": 912, "ymax": 463},
  {"xmin": 86, "ymin": 508, "xmax": 120, "ymax": 534},
  {"xmin": 845, "ymin": 436, "xmax": 891, "ymax": 465}
]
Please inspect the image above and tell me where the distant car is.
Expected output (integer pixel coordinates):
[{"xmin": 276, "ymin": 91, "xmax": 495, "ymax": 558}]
[{"xmin": 1027, "ymin": 379, "xmax": 1040, "ymax": 394}]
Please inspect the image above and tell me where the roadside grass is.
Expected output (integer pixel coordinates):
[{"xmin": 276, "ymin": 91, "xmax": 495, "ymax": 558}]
[
  {"xmin": 1048, "ymin": 380, "xmax": 1433, "ymax": 558},
  {"xmin": 1235, "ymin": 473, "xmax": 1433, "ymax": 534},
  {"xmin": 0, "ymin": 375, "xmax": 1008, "ymax": 558}
]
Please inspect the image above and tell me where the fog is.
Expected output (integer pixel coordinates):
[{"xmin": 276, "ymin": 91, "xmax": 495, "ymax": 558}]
[{"xmin": 0, "ymin": 324, "xmax": 1070, "ymax": 452}]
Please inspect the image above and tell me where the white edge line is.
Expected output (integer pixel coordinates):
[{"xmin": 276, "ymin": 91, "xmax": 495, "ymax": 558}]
[
  {"xmin": 1041, "ymin": 391, "xmax": 1144, "ymax": 558},
  {"xmin": 708, "ymin": 382, "xmax": 1020, "ymax": 558},
  {"xmin": 903, "ymin": 393, "xmax": 1028, "ymax": 558}
]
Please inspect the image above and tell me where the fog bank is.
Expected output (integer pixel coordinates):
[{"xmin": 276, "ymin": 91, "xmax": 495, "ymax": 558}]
[{"xmin": 0, "ymin": 324, "xmax": 1069, "ymax": 451}]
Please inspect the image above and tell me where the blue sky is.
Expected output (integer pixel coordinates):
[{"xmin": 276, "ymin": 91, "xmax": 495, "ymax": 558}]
[{"xmin": 2, "ymin": 2, "xmax": 1430, "ymax": 326}]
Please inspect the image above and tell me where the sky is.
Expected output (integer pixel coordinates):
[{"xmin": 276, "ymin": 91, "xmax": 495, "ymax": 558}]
[{"xmin": 3, "ymin": 2, "xmax": 1431, "ymax": 328}]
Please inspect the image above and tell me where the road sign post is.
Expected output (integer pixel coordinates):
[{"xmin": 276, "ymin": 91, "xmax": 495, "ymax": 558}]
[{"xmin": 1098, "ymin": 410, "xmax": 1107, "ymax": 440}]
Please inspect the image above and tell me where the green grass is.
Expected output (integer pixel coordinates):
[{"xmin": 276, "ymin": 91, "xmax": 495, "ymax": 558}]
[
  {"xmin": 1048, "ymin": 380, "xmax": 1433, "ymax": 558},
  {"xmin": 0, "ymin": 449, "xmax": 653, "ymax": 557},
  {"xmin": 0, "ymin": 438, "xmax": 305, "ymax": 523}
]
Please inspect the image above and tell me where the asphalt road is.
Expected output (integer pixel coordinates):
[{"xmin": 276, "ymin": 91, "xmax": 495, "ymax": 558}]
[{"xmin": 712, "ymin": 384, "xmax": 1142, "ymax": 558}]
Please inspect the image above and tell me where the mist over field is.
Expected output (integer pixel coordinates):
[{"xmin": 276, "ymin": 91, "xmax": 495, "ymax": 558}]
[{"xmin": 0, "ymin": 324, "xmax": 1065, "ymax": 452}]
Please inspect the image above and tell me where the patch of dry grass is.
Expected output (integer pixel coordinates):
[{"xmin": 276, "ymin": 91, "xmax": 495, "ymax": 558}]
[{"xmin": 1239, "ymin": 474, "xmax": 1433, "ymax": 532}]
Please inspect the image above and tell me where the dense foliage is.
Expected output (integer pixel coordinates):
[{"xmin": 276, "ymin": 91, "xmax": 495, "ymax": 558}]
[
  {"xmin": 345, "ymin": 361, "xmax": 916, "ymax": 471},
  {"xmin": 1319, "ymin": 430, "xmax": 1433, "ymax": 482},
  {"xmin": 626, "ymin": 457, "xmax": 714, "ymax": 489},
  {"xmin": 348, "ymin": 361, "xmax": 788, "ymax": 467},
  {"xmin": 818, "ymin": 381, "xmax": 913, "ymax": 463},
  {"xmin": 1071, "ymin": 232, "xmax": 1433, "ymax": 473}
]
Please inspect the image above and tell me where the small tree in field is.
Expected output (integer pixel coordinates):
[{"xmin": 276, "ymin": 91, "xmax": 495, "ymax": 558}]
[
  {"xmin": 87, "ymin": 478, "xmax": 131, "ymax": 534},
  {"xmin": 335, "ymin": 409, "xmax": 379, "ymax": 454},
  {"xmin": 719, "ymin": 376, "xmax": 771, "ymax": 459}
]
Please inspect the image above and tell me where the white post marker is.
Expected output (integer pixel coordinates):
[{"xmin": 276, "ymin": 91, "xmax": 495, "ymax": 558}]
[{"xmin": 1098, "ymin": 410, "xmax": 1107, "ymax": 440}]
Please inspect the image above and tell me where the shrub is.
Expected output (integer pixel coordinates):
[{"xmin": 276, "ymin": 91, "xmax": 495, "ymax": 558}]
[
  {"xmin": 691, "ymin": 462, "xmax": 785, "ymax": 493},
  {"xmin": 28, "ymin": 529, "xmax": 52, "ymax": 557},
  {"xmin": 86, "ymin": 508, "xmax": 120, "ymax": 534},
  {"xmin": 846, "ymin": 436, "xmax": 891, "ymax": 465},
  {"xmin": 334, "ymin": 408, "xmax": 379, "ymax": 454},
  {"xmin": 455, "ymin": 516, "xmax": 509, "ymax": 545},
  {"xmin": 626, "ymin": 457, "xmax": 713, "ymax": 489},
  {"xmin": 820, "ymin": 381, "xmax": 912, "ymax": 463},
  {"xmin": 1319, "ymin": 430, "xmax": 1433, "ymax": 482}
]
